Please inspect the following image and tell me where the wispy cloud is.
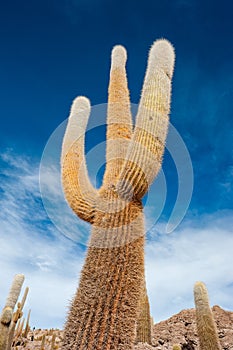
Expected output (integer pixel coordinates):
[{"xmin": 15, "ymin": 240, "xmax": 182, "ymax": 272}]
[
  {"xmin": 146, "ymin": 212, "xmax": 233, "ymax": 322},
  {"xmin": 0, "ymin": 150, "xmax": 85, "ymax": 328}
]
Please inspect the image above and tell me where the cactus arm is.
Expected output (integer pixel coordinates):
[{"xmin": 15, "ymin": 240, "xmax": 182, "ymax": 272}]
[
  {"xmin": 194, "ymin": 282, "xmax": 221, "ymax": 350},
  {"xmin": 103, "ymin": 45, "xmax": 133, "ymax": 186},
  {"xmin": 61, "ymin": 97, "xmax": 98, "ymax": 223},
  {"xmin": 116, "ymin": 39, "xmax": 175, "ymax": 200}
]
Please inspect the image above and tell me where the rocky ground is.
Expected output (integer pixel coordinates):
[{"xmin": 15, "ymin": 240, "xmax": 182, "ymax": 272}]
[{"xmin": 12, "ymin": 305, "xmax": 233, "ymax": 349}]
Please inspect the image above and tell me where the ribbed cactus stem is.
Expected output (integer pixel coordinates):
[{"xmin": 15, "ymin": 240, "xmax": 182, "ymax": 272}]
[
  {"xmin": 61, "ymin": 39, "xmax": 175, "ymax": 350},
  {"xmin": 194, "ymin": 282, "xmax": 221, "ymax": 350},
  {"xmin": 63, "ymin": 202, "xmax": 145, "ymax": 350},
  {"xmin": 0, "ymin": 274, "xmax": 24, "ymax": 350},
  {"xmin": 136, "ymin": 284, "xmax": 152, "ymax": 344}
]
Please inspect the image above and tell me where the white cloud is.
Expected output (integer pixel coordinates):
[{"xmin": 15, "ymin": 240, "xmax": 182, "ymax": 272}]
[
  {"xmin": 146, "ymin": 212, "xmax": 233, "ymax": 322},
  {"xmin": 0, "ymin": 151, "xmax": 85, "ymax": 329}
]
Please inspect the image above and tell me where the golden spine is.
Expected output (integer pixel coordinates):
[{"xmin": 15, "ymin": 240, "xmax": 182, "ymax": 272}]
[
  {"xmin": 61, "ymin": 39, "xmax": 175, "ymax": 350},
  {"xmin": 194, "ymin": 282, "xmax": 221, "ymax": 350}
]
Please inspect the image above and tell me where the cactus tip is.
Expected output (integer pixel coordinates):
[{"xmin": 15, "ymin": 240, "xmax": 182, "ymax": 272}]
[
  {"xmin": 194, "ymin": 281, "xmax": 205, "ymax": 288},
  {"xmin": 149, "ymin": 38, "xmax": 175, "ymax": 78},
  {"xmin": 15, "ymin": 274, "xmax": 25, "ymax": 281},
  {"xmin": 111, "ymin": 45, "xmax": 127, "ymax": 68},
  {"xmin": 71, "ymin": 96, "xmax": 90, "ymax": 114}
]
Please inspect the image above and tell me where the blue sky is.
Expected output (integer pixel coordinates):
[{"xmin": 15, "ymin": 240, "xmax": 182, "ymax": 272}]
[{"xmin": 0, "ymin": 0, "xmax": 233, "ymax": 329}]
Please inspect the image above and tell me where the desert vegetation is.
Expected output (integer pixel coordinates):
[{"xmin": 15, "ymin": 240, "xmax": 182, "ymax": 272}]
[
  {"xmin": 1, "ymin": 274, "xmax": 233, "ymax": 349},
  {"xmin": 1, "ymin": 39, "xmax": 232, "ymax": 350}
]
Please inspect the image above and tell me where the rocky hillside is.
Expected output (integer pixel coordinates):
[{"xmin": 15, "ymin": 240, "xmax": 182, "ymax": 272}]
[
  {"xmin": 12, "ymin": 306, "xmax": 233, "ymax": 349},
  {"xmin": 152, "ymin": 305, "xmax": 233, "ymax": 349}
]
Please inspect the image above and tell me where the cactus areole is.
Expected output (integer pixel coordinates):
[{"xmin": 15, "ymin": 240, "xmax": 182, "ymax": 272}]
[{"xmin": 61, "ymin": 39, "xmax": 175, "ymax": 350}]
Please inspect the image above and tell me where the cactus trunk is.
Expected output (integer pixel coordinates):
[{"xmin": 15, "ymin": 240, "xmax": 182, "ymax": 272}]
[
  {"xmin": 62, "ymin": 189, "xmax": 145, "ymax": 349},
  {"xmin": 64, "ymin": 238, "xmax": 144, "ymax": 349}
]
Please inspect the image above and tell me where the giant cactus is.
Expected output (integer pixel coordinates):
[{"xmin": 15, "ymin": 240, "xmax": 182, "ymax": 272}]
[
  {"xmin": 61, "ymin": 39, "xmax": 175, "ymax": 350},
  {"xmin": 194, "ymin": 281, "xmax": 221, "ymax": 350}
]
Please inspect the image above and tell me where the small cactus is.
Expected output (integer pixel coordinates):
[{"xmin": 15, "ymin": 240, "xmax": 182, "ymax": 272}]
[
  {"xmin": 194, "ymin": 281, "xmax": 221, "ymax": 350},
  {"xmin": 150, "ymin": 316, "xmax": 154, "ymax": 328},
  {"xmin": 0, "ymin": 274, "xmax": 24, "ymax": 350},
  {"xmin": 8, "ymin": 286, "xmax": 29, "ymax": 350},
  {"xmin": 40, "ymin": 334, "xmax": 46, "ymax": 350}
]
